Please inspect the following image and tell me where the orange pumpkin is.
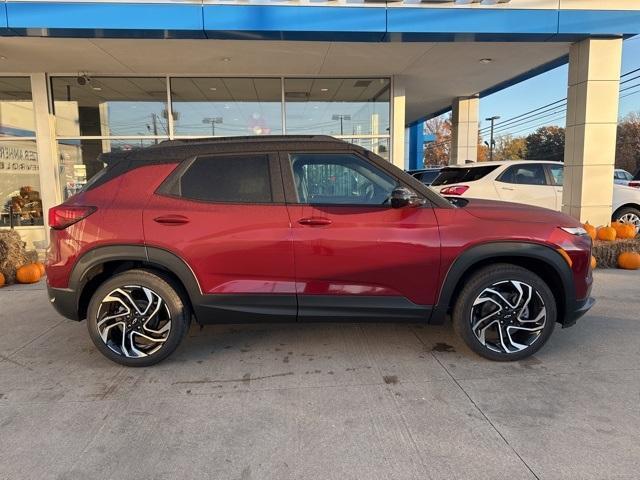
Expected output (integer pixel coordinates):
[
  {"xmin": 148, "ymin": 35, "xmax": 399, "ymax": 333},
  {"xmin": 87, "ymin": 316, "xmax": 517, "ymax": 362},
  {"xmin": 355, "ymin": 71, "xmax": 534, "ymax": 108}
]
[
  {"xmin": 597, "ymin": 225, "xmax": 617, "ymax": 242},
  {"xmin": 590, "ymin": 255, "xmax": 597, "ymax": 270},
  {"xmin": 618, "ymin": 252, "xmax": 640, "ymax": 270},
  {"xmin": 0, "ymin": 272, "xmax": 5, "ymax": 287},
  {"xmin": 34, "ymin": 261, "xmax": 45, "ymax": 277},
  {"xmin": 16, "ymin": 264, "xmax": 41, "ymax": 284},
  {"xmin": 583, "ymin": 222, "xmax": 597, "ymax": 240},
  {"xmin": 611, "ymin": 222, "xmax": 634, "ymax": 240}
]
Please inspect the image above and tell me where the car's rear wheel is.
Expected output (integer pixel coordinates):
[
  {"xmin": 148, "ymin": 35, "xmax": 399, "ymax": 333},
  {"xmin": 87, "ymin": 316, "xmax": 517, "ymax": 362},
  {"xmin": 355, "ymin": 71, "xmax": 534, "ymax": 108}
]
[
  {"xmin": 452, "ymin": 264, "xmax": 556, "ymax": 361},
  {"xmin": 613, "ymin": 206, "xmax": 640, "ymax": 234},
  {"xmin": 86, "ymin": 269, "xmax": 190, "ymax": 367}
]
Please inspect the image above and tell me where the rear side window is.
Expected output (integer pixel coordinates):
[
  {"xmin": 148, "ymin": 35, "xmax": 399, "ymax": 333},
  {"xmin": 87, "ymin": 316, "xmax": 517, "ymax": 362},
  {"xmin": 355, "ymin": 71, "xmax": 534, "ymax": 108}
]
[
  {"xmin": 414, "ymin": 170, "xmax": 440, "ymax": 185},
  {"xmin": 431, "ymin": 166, "xmax": 499, "ymax": 186},
  {"xmin": 178, "ymin": 155, "xmax": 272, "ymax": 203},
  {"xmin": 498, "ymin": 164, "xmax": 548, "ymax": 186}
]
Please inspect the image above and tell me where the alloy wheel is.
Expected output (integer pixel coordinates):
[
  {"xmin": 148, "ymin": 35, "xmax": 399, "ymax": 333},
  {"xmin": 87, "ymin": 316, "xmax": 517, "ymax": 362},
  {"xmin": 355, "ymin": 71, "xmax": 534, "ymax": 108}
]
[
  {"xmin": 619, "ymin": 212, "xmax": 640, "ymax": 233},
  {"xmin": 470, "ymin": 280, "xmax": 546, "ymax": 355},
  {"xmin": 96, "ymin": 285, "xmax": 171, "ymax": 358}
]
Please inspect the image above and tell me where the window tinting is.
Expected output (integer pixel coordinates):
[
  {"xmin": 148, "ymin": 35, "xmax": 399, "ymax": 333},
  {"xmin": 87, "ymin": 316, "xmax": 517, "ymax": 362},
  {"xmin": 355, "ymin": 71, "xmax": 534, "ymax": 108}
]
[
  {"xmin": 498, "ymin": 164, "xmax": 547, "ymax": 186},
  {"xmin": 179, "ymin": 155, "xmax": 272, "ymax": 203},
  {"xmin": 414, "ymin": 170, "xmax": 440, "ymax": 185},
  {"xmin": 431, "ymin": 166, "xmax": 499, "ymax": 186},
  {"xmin": 290, "ymin": 153, "xmax": 396, "ymax": 205}
]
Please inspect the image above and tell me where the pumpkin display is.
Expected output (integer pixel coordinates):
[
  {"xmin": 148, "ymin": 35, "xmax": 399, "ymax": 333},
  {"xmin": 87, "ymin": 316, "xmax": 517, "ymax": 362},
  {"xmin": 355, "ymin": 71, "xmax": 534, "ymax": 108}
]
[
  {"xmin": 615, "ymin": 223, "xmax": 637, "ymax": 240},
  {"xmin": 0, "ymin": 272, "xmax": 5, "ymax": 287},
  {"xmin": 596, "ymin": 225, "xmax": 617, "ymax": 242},
  {"xmin": 34, "ymin": 261, "xmax": 45, "ymax": 277},
  {"xmin": 590, "ymin": 255, "xmax": 597, "ymax": 270},
  {"xmin": 15, "ymin": 263, "xmax": 41, "ymax": 284},
  {"xmin": 583, "ymin": 222, "xmax": 597, "ymax": 240},
  {"xmin": 618, "ymin": 251, "xmax": 640, "ymax": 270}
]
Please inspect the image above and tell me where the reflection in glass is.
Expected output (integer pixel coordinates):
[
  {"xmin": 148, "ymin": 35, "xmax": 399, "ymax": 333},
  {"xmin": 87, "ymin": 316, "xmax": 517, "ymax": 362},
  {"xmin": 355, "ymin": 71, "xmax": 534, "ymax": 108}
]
[
  {"xmin": 0, "ymin": 77, "xmax": 35, "ymax": 137},
  {"xmin": 0, "ymin": 140, "xmax": 43, "ymax": 226},
  {"xmin": 284, "ymin": 78, "xmax": 390, "ymax": 136},
  {"xmin": 51, "ymin": 77, "xmax": 168, "ymax": 137},
  {"xmin": 171, "ymin": 78, "xmax": 282, "ymax": 137},
  {"xmin": 344, "ymin": 137, "xmax": 390, "ymax": 161},
  {"xmin": 57, "ymin": 139, "xmax": 164, "ymax": 199}
]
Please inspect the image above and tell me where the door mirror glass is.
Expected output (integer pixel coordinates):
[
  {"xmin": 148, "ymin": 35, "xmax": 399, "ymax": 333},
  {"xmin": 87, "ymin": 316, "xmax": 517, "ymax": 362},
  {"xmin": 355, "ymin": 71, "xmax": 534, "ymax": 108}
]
[{"xmin": 390, "ymin": 187, "xmax": 423, "ymax": 209}]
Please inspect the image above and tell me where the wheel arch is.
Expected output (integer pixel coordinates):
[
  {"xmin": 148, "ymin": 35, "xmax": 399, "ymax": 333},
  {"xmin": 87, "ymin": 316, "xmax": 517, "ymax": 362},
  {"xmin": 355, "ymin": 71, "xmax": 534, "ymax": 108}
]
[
  {"xmin": 430, "ymin": 242, "xmax": 575, "ymax": 326},
  {"xmin": 612, "ymin": 203, "xmax": 640, "ymax": 218},
  {"xmin": 72, "ymin": 245, "xmax": 201, "ymax": 321}
]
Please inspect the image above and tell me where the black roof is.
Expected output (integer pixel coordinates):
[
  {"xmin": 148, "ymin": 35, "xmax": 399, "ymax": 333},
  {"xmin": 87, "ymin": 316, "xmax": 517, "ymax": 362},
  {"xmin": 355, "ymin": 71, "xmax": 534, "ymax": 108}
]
[{"xmin": 100, "ymin": 135, "xmax": 357, "ymax": 164}]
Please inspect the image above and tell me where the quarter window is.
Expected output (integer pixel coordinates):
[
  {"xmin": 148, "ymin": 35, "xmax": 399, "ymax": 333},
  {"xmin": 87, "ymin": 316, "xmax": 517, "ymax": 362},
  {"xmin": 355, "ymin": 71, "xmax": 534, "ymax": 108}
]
[
  {"xmin": 289, "ymin": 153, "xmax": 397, "ymax": 205},
  {"xmin": 548, "ymin": 165, "xmax": 563, "ymax": 186},
  {"xmin": 178, "ymin": 155, "xmax": 272, "ymax": 203}
]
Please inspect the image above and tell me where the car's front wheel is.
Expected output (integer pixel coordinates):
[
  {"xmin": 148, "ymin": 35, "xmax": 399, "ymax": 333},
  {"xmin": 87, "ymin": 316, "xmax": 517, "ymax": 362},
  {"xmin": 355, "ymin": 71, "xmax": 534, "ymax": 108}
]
[
  {"xmin": 613, "ymin": 206, "xmax": 640, "ymax": 234},
  {"xmin": 452, "ymin": 264, "xmax": 556, "ymax": 361},
  {"xmin": 86, "ymin": 269, "xmax": 190, "ymax": 367}
]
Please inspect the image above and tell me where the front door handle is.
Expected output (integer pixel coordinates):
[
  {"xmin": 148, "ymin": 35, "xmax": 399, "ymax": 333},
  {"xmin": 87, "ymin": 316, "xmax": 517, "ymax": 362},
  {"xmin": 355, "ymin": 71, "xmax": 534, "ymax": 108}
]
[
  {"xmin": 298, "ymin": 217, "xmax": 332, "ymax": 226},
  {"xmin": 153, "ymin": 215, "xmax": 190, "ymax": 225},
  {"xmin": 501, "ymin": 187, "xmax": 515, "ymax": 191}
]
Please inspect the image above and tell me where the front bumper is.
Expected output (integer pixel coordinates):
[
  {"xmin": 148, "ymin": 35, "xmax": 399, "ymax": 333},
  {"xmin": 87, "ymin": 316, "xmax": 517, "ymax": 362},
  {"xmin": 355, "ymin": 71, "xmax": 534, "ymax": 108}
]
[
  {"xmin": 47, "ymin": 285, "xmax": 81, "ymax": 321},
  {"xmin": 562, "ymin": 296, "xmax": 596, "ymax": 328}
]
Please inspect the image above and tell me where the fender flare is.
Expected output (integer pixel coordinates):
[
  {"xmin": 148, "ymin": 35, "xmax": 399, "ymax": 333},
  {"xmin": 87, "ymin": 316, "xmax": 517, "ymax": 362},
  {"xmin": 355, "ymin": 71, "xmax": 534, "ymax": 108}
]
[
  {"xmin": 430, "ymin": 242, "xmax": 575, "ymax": 324},
  {"xmin": 70, "ymin": 244, "xmax": 203, "ymax": 308}
]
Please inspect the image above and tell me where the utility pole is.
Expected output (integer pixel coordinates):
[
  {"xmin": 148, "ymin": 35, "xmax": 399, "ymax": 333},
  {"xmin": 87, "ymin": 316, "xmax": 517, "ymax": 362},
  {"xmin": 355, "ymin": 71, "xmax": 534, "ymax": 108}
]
[
  {"xmin": 202, "ymin": 117, "xmax": 223, "ymax": 137},
  {"xmin": 485, "ymin": 116, "xmax": 500, "ymax": 161}
]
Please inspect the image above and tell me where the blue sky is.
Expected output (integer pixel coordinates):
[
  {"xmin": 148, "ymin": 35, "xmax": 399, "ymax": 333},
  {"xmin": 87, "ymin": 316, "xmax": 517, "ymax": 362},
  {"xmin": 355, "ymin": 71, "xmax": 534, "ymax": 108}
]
[{"xmin": 478, "ymin": 36, "xmax": 640, "ymax": 138}]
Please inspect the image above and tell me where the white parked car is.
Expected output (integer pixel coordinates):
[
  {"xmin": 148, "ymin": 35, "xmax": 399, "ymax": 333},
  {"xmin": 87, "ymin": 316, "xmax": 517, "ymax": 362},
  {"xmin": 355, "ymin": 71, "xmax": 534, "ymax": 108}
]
[
  {"xmin": 614, "ymin": 169, "xmax": 634, "ymax": 186},
  {"xmin": 431, "ymin": 160, "xmax": 640, "ymax": 230}
]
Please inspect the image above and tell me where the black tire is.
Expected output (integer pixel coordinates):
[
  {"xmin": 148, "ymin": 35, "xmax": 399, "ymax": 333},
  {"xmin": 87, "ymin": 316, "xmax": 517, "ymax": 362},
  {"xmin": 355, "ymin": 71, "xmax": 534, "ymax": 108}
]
[
  {"xmin": 452, "ymin": 264, "xmax": 556, "ymax": 362},
  {"xmin": 612, "ymin": 206, "xmax": 640, "ymax": 232},
  {"xmin": 86, "ymin": 269, "xmax": 190, "ymax": 367}
]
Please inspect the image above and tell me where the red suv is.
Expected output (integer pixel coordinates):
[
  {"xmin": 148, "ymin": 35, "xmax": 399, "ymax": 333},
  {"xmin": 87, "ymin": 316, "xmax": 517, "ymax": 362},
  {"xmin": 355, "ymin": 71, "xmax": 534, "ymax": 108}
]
[{"xmin": 46, "ymin": 136, "xmax": 594, "ymax": 366}]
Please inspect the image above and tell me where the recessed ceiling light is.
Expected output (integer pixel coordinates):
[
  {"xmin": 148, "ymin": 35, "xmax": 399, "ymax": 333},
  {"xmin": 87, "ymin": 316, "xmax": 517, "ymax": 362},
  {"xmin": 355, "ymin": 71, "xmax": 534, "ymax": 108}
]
[
  {"xmin": 320, "ymin": 88, "xmax": 329, "ymax": 92},
  {"xmin": 0, "ymin": 55, "xmax": 7, "ymax": 60},
  {"xmin": 209, "ymin": 87, "xmax": 217, "ymax": 91},
  {"xmin": 479, "ymin": 58, "xmax": 493, "ymax": 64},
  {"xmin": 92, "ymin": 87, "xmax": 102, "ymax": 91},
  {"xmin": 222, "ymin": 57, "xmax": 231, "ymax": 62}
]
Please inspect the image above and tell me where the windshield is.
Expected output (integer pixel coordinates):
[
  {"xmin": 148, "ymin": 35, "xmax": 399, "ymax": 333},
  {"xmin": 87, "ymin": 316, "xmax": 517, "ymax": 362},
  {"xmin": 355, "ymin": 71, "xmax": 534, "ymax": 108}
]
[{"xmin": 431, "ymin": 165, "xmax": 499, "ymax": 186}]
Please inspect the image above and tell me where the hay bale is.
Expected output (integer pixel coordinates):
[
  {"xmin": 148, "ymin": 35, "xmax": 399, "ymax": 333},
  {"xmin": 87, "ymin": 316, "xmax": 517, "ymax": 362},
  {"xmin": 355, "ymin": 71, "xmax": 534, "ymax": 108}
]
[
  {"xmin": 592, "ymin": 238, "xmax": 640, "ymax": 269},
  {"xmin": 0, "ymin": 230, "xmax": 32, "ymax": 284}
]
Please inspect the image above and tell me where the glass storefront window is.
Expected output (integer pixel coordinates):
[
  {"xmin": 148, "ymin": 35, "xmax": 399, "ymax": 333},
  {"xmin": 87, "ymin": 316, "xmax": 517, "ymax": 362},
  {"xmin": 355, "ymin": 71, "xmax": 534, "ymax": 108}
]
[
  {"xmin": 51, "ymin": 77, "xmax": 168, "ymax": 137},
  {"xmin": 0, "ymin": 140, "xmax": 43, "ymax": 227},
  {"xmin": 0, "ymin": 77, "xmax": 36, "ymax": 137},
  {"xmin": 344, "ymin": 137, "xmax": 390, "ymax": 161},
  {"xmin": 171, "ymin": 77, "xmax": 282, "ymax": 137},
  {"xmin": 284, "ymin": 78, "xmax": 390, "ymax": 136},
  {"xmin": 57, "ymin": 139, "xmax": 165, "ymax": 199}
]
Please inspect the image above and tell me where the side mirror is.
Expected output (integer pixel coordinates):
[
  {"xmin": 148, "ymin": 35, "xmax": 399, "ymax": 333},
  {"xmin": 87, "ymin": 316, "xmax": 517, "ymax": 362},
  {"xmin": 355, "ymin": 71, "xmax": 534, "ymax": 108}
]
[{"xmin": 390, "ymin": 187, "xmax": 425, "ymax": 209}]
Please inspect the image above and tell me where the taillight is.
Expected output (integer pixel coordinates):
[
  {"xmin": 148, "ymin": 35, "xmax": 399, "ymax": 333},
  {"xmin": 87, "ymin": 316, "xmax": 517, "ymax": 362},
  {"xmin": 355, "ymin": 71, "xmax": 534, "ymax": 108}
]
[
  {"xmin": 629, "ymin": 181, "xmax": 640, "ymax": 188},
  {"xmin": 440, "ymin": 185, "xmax": 469, "ymax": 196},
  {"xmin": 48, "ymin": 205, "xmax": 96, "ymax": 230}
]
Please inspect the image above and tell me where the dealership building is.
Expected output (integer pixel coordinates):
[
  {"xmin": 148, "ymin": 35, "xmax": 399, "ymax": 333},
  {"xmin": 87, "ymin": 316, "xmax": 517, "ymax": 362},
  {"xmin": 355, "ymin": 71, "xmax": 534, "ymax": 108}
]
[{"xmin": 0, "ymin": 0, "xmax": 638, "ymax": 251}]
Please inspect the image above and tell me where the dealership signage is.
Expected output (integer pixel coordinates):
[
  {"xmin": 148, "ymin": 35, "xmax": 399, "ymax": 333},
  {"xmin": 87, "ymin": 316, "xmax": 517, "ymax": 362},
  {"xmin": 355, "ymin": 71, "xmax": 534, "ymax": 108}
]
[{"xmin": 0, "ymin": 145, "xmax": 39, "ymax": 173}]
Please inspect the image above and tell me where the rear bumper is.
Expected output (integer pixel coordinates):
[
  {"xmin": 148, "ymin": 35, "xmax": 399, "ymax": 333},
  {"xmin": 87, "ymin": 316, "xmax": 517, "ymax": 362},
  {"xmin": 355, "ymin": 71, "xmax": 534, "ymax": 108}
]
[
  {"xmin": 47, "ymin": 285, "xmax": 81, "ymax": 321},
  {"xmin": 562, "ymin": 296, "xmax": 595, "ymax": 328}
]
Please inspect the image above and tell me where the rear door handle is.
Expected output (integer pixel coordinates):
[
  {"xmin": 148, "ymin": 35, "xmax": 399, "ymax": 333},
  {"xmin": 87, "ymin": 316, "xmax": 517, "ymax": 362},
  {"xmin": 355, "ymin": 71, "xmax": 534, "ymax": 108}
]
[
  {"xmin": 298, "ymin": 217, "xmax": 332, "ymax": 226},
  {"xmin": 500, "ymin": 187, "xmax": 515, "ymax": 191},
  {"xmin": 153, "ymin": 215, "xmax": 190, "ymax": 225}
]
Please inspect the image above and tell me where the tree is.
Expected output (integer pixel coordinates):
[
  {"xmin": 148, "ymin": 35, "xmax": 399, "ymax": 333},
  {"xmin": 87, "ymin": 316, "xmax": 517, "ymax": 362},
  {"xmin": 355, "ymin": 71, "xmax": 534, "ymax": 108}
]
[
  {"xmin": 494, "ymin": 135, "xmax": 527, "ymax": 161},
  {"xmin": 525, "ymin": 126, "xmax": 565, "ymax": 162},
  {"xmin": 616, "ymin": 113, "xmax": 640, "ymax": 175},
  {"xmin": 423, "ymin": 116, "xmax": 451, "ymax": 166}
]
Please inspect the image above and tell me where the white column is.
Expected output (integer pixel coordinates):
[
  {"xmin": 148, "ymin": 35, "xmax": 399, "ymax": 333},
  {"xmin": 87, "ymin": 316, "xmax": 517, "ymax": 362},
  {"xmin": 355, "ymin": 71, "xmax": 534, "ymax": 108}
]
[
  {"xmin": 391, "ymin": 79, "xmax": 406, "ymax": 169},
  {"xmin": 563, "ymin": 38, "xmax": 622, "ymax": 225},
  {"xmin": 31, "ymin": 73, "xmax": 60, "ymax": 233},
  {"xmin": 450, "ymin": 96, "xmax": 479, "ymax": 165}
]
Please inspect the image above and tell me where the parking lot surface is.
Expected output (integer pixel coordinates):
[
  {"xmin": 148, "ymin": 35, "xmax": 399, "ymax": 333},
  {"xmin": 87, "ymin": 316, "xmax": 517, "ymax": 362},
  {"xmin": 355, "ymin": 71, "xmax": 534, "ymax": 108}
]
[{"xmin": 1, "ymin": 269, "xmax": 639, "ymax": 480}]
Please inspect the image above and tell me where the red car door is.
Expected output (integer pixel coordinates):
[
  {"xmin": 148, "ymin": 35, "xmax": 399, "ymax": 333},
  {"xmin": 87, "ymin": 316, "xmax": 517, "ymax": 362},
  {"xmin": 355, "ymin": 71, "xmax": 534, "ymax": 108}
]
[
  {"xmin": 143, "ymin": 152, "xmax": 296, "ymax": 321},
  {"xmin": 282, "ymin": 151, "xmax": 441, "ymax": 321}
]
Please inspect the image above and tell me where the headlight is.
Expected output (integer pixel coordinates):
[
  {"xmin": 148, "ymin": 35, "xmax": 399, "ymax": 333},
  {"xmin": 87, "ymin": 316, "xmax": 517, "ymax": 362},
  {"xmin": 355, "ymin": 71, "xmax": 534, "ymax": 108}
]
[{"xmin": 560, "ymin": 227, "xmax": 588, "ymax": 236}]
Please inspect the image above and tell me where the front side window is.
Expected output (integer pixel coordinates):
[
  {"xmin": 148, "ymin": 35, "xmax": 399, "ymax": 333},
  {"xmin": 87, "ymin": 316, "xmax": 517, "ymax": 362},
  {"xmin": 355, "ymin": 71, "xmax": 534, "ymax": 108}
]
[
  {"xmin": 178, "ymin": 155, "xmax": 272, "ymax": 203},
  {"xmin": 498, "ymin": 164, "xmax": 548, "ymax": 186},
  {"xmin": 290, "ymin": 153, "xmax": 396, "ymax": 205},
  {"xmin": 548, "ymin": 165, "xmax": 564, "ymax": 186}
]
